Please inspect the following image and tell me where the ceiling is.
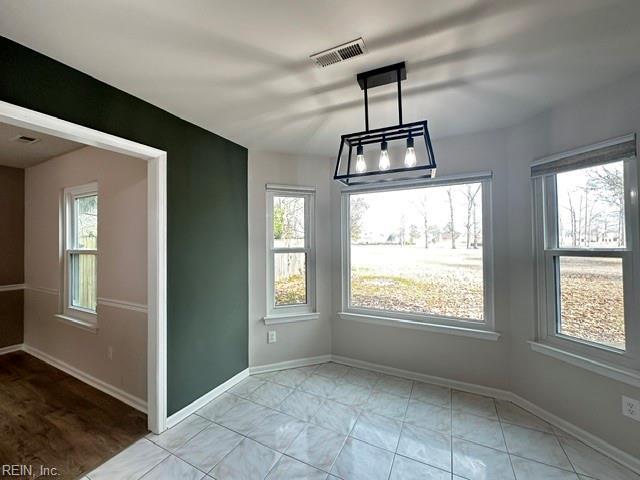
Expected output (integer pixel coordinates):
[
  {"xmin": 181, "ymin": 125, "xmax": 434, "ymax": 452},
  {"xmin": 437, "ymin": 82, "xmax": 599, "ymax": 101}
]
[
  {"xmin": 0, "ymin": 122, "xmax": 83, "ymax": 168},
  {"xmin": 2, "ymin": 0, "xmax": 640, "ymax": 156}
]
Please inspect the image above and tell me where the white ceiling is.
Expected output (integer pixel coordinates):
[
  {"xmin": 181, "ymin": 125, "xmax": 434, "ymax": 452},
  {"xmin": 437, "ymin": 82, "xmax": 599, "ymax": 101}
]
[
  {"xmin": 2, "ymin": 0, "xmax": 640, "ymax": 155},
  {"xmin": 0, "ymin": 122, "xmax": 83, "ymax": 168}
]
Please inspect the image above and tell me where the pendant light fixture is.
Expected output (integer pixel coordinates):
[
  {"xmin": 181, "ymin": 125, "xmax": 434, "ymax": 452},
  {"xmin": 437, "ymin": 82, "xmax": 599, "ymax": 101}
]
[
  {"xmin": 355, "ymin": 144, "xmax": 366, "ymax": 173},
  {"xmin": 379, "ymin": 139, "xmax": 390, "ymax": 170},
  {"xmin": 404, "ymin": 134, "xmax": 416, "ymax": 167},
  {"xmin": 333, "ymin": 62, "xmax": 436, "ymax": 185}
]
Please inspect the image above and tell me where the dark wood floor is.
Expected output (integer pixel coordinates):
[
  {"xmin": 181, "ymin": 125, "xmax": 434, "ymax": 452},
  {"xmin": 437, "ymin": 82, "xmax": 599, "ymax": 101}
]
[{"xmin": 0, "ymin": 351, "xmax": 147, "ymax": 479}]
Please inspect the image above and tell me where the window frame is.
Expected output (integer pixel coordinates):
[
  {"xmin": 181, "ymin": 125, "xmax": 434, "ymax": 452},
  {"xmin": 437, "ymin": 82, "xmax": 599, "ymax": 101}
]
[
  {"xmin": 532, "ymin": 145, "xmax": 640, "ymax": 371},
  {"xmin": 60, "ymin": 182, "xmax": 98, "ymax": 326},
  {"xmin": 265, "ymin": 184, "xmax": 317, "ymax": 321},
  {"xmin": 340, "ymin": 172, "xmax": 495, "ymax": 332}
]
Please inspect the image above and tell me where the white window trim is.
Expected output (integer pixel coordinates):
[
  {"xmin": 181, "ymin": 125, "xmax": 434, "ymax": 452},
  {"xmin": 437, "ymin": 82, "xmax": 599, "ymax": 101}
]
[
  {"xmin": 265, "ymin": 184, "xmax": 317, "ymax": 323},
  {"xmin": 340, "ymin": 172, "xmax": 496, "ymax": 333},
  {"xmin": 532, "ymin": 135, "xmax": 640, "ymax": 374},
  {"xmin": 60, "ymin": 182, "xmax": 98, "ymax": 329}
]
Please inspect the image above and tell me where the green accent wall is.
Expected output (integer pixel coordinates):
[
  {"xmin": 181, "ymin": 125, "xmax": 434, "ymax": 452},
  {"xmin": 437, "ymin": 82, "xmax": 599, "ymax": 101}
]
[{"xmin": 0, "ymin": 37, "xmax": 248, "ymax": 415}]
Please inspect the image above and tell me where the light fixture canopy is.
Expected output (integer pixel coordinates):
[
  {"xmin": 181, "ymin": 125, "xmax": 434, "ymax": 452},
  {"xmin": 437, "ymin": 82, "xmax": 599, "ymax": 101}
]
[{"xmin": 333, "ymin": 62, "xmax": 436, "ymax": 185}]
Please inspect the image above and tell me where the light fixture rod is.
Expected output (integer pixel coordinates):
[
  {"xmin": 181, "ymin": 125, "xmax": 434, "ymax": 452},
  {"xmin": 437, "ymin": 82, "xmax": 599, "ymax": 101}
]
[
  {"xmin": 364, "ymin": 76, "xmax": 369, "ymax": 131},
  {"xmin": 397, "ymin": 68, "xmax": 403, "ymax": 125}
]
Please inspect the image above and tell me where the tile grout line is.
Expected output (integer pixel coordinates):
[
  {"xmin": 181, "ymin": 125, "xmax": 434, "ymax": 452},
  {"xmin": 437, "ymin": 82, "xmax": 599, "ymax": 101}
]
[
  {"xmin": 450, "ymin": 387, "xmax": 454, "ymax": 478},
  {"xmin": 552, "ymin": 424, "xmax": 581, "ymax": 476},
  {"xmin": 494, "ymin": 398, "xmax": 518, "ymax": 479}
]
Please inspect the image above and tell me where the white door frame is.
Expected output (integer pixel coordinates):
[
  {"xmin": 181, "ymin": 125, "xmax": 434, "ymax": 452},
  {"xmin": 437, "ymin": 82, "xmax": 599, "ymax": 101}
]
[{"xmin": 0, "ymin": 100, "xmax": 168, "ymax": 433}]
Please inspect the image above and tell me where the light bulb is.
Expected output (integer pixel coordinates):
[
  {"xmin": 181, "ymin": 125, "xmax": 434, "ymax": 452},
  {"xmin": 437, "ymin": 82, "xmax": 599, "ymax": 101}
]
[
  {"xmin": 404, "ymin": 147, "xmax": 416, "ymax": 167},
  {"xmin": 404, "ymin": 136, "xmax": 416, "ymax": 167},
  {"xmin": 379, "ymin": 141, "xmax": 390, "ymax": 170},
  {"xmin": 355, "ymin": 145, "xmax": 366, "ymax": 173}
]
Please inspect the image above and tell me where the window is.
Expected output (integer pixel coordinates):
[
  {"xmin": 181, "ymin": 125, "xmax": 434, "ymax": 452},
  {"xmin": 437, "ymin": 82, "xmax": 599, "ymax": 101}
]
[
  {"xmin": 532, "ymin": 135, "xmax": 640, "ymax": 371},
  {"xmin": 61, "ymin": 183, "xmax": 98, "ymax": 326},
  {"xmin": 341, "ymin": 173, "xmax": 494, "ymax": 330},
  {"xmin": 266, "ymin": 185, "xmax": 316, "ymax": 321}
]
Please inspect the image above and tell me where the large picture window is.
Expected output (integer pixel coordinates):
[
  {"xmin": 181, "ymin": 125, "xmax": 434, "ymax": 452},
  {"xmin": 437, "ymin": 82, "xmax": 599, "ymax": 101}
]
[
  {"xmin": 532, "ymin": 134, "xmax": 640, "ymax": 371},
  {"xmin": 266, "ymin": 185, "xmax": 316, "ymax": 321},
  {"xmin": 61, "ymin": 182, "xmax": 98, "ymax": 326},
  {"xmin": 341, "ymin": 174, "xmax": 494, "ymax": 330}
]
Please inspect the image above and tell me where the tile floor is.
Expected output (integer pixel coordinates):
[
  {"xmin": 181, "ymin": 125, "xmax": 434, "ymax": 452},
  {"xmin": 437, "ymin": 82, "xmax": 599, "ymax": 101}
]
[{"xmin": 83, "ymin": 362, "xmax": 640, "ymax": 480}]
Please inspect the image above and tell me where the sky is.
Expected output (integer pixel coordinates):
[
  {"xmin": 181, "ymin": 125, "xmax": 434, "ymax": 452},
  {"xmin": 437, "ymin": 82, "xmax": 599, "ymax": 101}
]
[{"xmin": 352, "ymin": 182, "xmax": 482, "ymax": 241}]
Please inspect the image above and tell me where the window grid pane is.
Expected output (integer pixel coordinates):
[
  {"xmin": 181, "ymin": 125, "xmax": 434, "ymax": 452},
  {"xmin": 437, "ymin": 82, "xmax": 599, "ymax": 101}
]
[
  {"xmin": 349, "ymin": 182, "xmax": 484, "ymax": 321},
  {"xmin": 74, "ymin": 194, "xmax": 98, "ymax": 249},
  {"xmin": 70, "ymin": 252, "xmax": 97, "ymax": 312},
  {"xmin": 556, "ymin": 255, "xmax": 625, "ymax": 350},
  {"xmin": 556, "ymin": 161, "xmax": 625, "ymax": 249},
  {"xmin": 274, "ymin": 252, "xmax": 307, "ymax": 306},
  {"xmin": 273, "ymin": 196, "xmax": 305, "ymax": 249}
]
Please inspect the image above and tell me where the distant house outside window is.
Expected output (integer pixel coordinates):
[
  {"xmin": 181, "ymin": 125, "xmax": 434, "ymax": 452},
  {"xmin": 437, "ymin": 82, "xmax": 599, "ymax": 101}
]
[
  {"xmin": 532, "ymin": 134, "xmax": 640, "ymax": 372},
  {"xmin": 341, "ymin": 173, "xmax": 495, "ymax": 331}
]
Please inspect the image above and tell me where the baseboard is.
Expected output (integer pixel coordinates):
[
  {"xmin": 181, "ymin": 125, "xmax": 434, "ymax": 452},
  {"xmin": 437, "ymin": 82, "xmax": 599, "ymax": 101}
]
[
  {"xmin": 22, "ymin": 344, "xmax": 147, "ymax": 414},
  {"xmin": 0, "ymin": 343, "xmax": 24, "ymax": 355},
  {"xmin": 508, "ymin": 393, "xmax": 640, "ymax": 475},
  {"xmin": 332, "ymin": 354, "xmax": 512, "ymax": 401},
  {"xmin": 249, "ymin": 354, "xmax": 333, "ymax": 375},
  {"xmin": 166, "ymin": 368, "xmax": 250, "ymax": 429}
]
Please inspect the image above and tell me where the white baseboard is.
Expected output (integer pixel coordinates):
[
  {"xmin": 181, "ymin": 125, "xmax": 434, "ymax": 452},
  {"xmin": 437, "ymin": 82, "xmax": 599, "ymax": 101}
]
[
  {"xmin": 332, "ymin": 354, "xmax": 511, "ymax": 401},
  {"xmin": 249, "ymin": 353, "xmax": 639, "ymax": 475},
  {"xmin": 0, "ymin": 343, "xmax": 24, "ymax": 355},
  {"xmin": 249, "ymin": 354, "xmax": 333, "ymax": 375},
  {"xmin": 508, "ymin": 393, "xmax": 640, "ymax": 475},
  {"xmin": 166, "ymin": 368, "xmax": 250, "ymax": 429},
  {"xmin": 22, "ymin": 344, "xmax": 147, "ymax": 414}
]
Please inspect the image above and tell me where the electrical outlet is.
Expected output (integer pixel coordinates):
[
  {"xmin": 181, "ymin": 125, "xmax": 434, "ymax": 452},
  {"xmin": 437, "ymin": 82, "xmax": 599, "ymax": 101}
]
[
  {"xmin": 107, "ymin": 346, "xmax": 113, "ymax": 361},
  {"xmin": 267, "ymin": 331, "xmax": 277, "ymax": 344},
  {"xmin": 622, "ymin": 396, "xmax": 640, "ymax": 421}
]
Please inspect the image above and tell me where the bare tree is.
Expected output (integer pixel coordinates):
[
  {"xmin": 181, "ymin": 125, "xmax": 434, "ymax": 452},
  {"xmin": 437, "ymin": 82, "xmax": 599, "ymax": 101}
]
[
  {"xmin": 350, "ymin": 197, "xmax": 369, "ymax": 243},
  {"xmin": 463, "ymin": 185, "xmax": 481, "ymax": 249},
  {"xmin": 408, "ymin": 224, "xmax": 420, "ymax": 245},
  {"xmin": 446, "ymin": 188, "xmax": 456, "ymax": 249},
  {"xmin": 588, "ymin": 165, "xmax": 624, "ymax": 246},
  {"xmin": 398, "ymin": 214, "xmax": 407, "ymax": 246},
  {"xmin": 414, "ymin": 193, "xmax": 430, "ymax": 248},
  {"xmin": 566, "ymin": 193, "xmax": 577, "ymax": 246},
  {"xmin": 472, "ymin": 200, "xmax": 480, "ymax": 248}
]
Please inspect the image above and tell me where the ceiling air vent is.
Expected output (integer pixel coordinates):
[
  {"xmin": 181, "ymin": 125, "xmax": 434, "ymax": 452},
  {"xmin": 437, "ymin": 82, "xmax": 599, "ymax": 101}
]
[
  {"xmin": 11, "ymin": 134, "xmax": 40, "ymax": 144},
  {"xmin": 310, "ymin": 38, "xmax": 367, "ymax": 68}
]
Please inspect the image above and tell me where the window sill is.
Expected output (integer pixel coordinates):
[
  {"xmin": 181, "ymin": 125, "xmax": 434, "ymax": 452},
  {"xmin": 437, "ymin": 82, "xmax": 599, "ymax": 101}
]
[
  {"xmin": 338, "ymin": 312, "xmax": 501, "ymax": 341},
  {"xmin": 263, "ymin": 312, "xmax": 320, "ymax": 325},
  {"xmin": 528, "ymin": 341, "xmax": 640, "ymax": 388},
  {"xmin": 54, "ymin": 314, "xmax": 99, "ymax": 334}
]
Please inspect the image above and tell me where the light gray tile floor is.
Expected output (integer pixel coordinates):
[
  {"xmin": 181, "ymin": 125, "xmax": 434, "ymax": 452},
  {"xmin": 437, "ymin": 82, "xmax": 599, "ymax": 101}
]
[{"xmin": 88, "ymin": 362, "xmax": 640, "ymax": 480}]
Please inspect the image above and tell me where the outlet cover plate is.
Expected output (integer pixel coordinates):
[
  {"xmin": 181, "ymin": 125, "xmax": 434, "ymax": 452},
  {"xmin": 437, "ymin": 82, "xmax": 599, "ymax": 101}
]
[
  {"xmin": 268, "ymin": 331, "xmax": 277, "ymax": 344},
  {"xmin": 622, "ymin": 396, "xmax": 640, "ymax": 421}
]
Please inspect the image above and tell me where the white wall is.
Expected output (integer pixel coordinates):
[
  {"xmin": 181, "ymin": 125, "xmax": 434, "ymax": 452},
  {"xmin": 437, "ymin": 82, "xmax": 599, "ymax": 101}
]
[
  {"xmin": 24, "ymin": 146, "xmax": 148, "ymax": 401},
  {"xmin": 248, "ymin": 150, "xmax": 332, "ymax": 367}
]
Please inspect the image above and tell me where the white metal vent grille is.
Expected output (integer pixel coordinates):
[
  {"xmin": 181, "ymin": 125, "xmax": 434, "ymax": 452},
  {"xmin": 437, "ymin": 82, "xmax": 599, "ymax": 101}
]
[{"xmin": 310, "ymin": 38, "xmax": 367, "ymax": 68}]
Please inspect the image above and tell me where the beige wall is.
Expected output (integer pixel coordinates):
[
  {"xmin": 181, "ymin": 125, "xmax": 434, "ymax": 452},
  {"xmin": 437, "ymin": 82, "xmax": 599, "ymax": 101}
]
[
  {"xmin": 330, "ymin": 128, "xmax": 512, "ymax": 391},
  {"xmin": 504, "ymin": 72, "xmax": 640, "ymax": 459},
  {"xmin": 24, "ymin": 146, "xmax": 148, "ymax": 401},
  {"xmin": 248, "ymin": 72, "xmax": 640, "ymax": 459},
  {"xmin": 248, "ymin": 150, "xmax": 332, "ymax": 367}
]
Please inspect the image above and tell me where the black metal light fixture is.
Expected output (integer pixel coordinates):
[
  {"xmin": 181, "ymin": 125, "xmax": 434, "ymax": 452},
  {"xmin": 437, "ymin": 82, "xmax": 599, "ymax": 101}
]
[{"xmin": 333, "ymin": 62, "xmax": 436, "ymax": 185}]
